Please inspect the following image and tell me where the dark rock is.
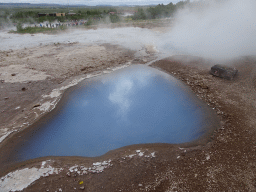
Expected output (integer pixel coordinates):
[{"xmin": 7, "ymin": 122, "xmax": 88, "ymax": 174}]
[
  {"xmin": 11, "ymin": 73, "xmax": 16, "ymax": 76},
  {"xmin": 81, "ymin": 66, "xmax": 93, "ymax": 71},
  {"xmin": 33, "ymin": 104, "xmax": 41, "ymax": 108},
  {"xmin": 210, "ymin": 64, "xmax": 238, "ymax": 80},
  {"xmin": 21, "ymin": 87, "xmax": 26, "ymax": 91}
]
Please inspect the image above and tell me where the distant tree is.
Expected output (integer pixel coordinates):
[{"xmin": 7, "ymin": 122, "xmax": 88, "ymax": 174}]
[
  {"xmin": 110, "ymin": 14, "xmax": 120, "ymax": 23},
  {"xmin": 145, "ymin": 2, "xmax": 177, "ymax": 19},
  {"xmin": 175, "ymin": 1, "xmax": 188, "ymax": 9},
  {"xmin": 108, "ymin": 8, "xmax": 117, "ymax": 13},
  {"xmin": 132, "ymin": 8, "xmax": 146, "ymax": 20}
]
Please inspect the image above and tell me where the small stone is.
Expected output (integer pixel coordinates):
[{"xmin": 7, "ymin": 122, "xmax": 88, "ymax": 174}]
[
  {"xmin": 217, "ymin": 111, "xmax": 222, "ymax": 115},
  {"xmin": 138, "ymin": 184, "xmax": 143, "ymax": 187},
  {"xmin": 4, "ymin": 97, "xmax": 9, "ymax": 100},
  {"xmin": 200, "ymin": 83, "xmax": 208, "ymax": 89},
  {"xmin": 66, "ymin": 172, "xmax": 71, "ymax": 177},
  {"xmin": 11, "ymin": 73, "xmax": 16, "ymax": 76},
  {"xmin": 33, "ymin": 104, "xmax": 41, "ymax": 108},
  {"xmin": 80, "ymin": 186, "xmax": 85, "ymax": 190},
  {"xmin": 21, "ymin": 87, "xmax": 26, "ymax": 91}
]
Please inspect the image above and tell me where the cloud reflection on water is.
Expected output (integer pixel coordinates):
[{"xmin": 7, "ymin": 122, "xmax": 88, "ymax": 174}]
[{"xmin": 106, "ymin": 68, "xmax": 155, "ymax": 119}]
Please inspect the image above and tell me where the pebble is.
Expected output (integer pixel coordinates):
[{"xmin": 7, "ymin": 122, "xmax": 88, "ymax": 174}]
[
  {"xmin": 33, "ymin": 104, "xmax": 41, "ymax": 108},
  {"xmin": 80, "ymin": 186, "xmax": 85, "ymax": 190}
]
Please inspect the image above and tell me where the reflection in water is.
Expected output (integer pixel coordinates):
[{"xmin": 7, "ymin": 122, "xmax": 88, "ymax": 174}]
[
  {"xmin": 107, "ymin": 69, "xmax": 153, "ymax": 118},
  {"xmin": 11, "ymin": 65, "xmax": 210, "ymax": 161}
]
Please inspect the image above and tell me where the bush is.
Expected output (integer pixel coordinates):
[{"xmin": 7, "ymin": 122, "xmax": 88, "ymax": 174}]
[
  {"xmin": 85, "ymin": 19, "xmax": 93, "ymax": 26},
  {"xmin": 16, "ymin": 22, "xmax": 23, "ymax": 32},
  {"xmin": 110, "ymin": 15, "xmax": 120, "ymax": 23}
]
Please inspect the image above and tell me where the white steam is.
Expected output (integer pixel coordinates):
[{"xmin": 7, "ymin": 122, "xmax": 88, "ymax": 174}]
[{"xmin": 164, "ymin": 0, "xmax": 256, "ymax": 60}]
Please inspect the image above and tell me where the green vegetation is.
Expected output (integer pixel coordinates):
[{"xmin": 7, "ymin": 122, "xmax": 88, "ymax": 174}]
[
  {"xmin": 16, "ymin": 22, "xmax": 22, "ymax": 31},
  {"xmin": 109, "ymin": 14, "xmax": 120, "ymax": 23},
  {"xmin": 132, "ymin": 1, "xmax": 190, "ymax": 20},
  {"xmin": 0, "ymin": 0, "xmax": 191, "ymax": 32},
  {"xmin": 85, "ymin": 19, "xmax": 93, "ymax": 26}
]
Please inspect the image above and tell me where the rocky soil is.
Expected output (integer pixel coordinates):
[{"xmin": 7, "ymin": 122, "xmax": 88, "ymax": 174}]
[{"xmin": 0, "ymin": 37, "xmax": 255, "ymax": 191}]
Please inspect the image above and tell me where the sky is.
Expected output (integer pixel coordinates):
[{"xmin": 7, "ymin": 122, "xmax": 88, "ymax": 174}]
[{"xmin": 0, "ymin": 0, "xmax": 183, "ymax": 6}]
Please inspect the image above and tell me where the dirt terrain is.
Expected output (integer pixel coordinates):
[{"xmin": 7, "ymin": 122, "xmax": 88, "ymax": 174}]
[{"xmin": 0, "ymin": 30, "xmax": 256, "ymax": 191}]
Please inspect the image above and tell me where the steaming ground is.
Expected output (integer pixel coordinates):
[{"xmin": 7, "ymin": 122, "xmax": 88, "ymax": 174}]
[
  {"xmin": 0, "ymin": 27, "xmax": 168, "ymax": 56},
  {"xmin": 2, "ymin": 0, "xmax": 256, "ymax": 61}
]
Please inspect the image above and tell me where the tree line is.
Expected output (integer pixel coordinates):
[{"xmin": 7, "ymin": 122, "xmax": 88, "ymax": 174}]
[
  {"xmin": 132, "ymin": 1, "xmax": 189, "ymax": 20},
  {"xmin": 0, "ymin": 0, "xmax": 190, "ymax": 28}
]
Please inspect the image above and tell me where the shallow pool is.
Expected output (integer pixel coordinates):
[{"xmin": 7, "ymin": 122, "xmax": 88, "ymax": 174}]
[{"xmin": 11, "ymin": 65, "xmax": 215, "ymax": 161}]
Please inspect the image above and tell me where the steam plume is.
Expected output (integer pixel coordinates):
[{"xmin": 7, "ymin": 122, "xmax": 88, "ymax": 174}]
[{"xmin": 164, "ymin": 0, "xmax": 256, "ymax": 60}]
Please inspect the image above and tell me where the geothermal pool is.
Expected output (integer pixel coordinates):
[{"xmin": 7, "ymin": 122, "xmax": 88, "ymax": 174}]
[{"xmin": 10, "ymin": 65, "xmax": 215, "ymax": 162}]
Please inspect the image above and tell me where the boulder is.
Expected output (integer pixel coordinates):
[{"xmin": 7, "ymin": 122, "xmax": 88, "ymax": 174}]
[{"xmin": 210, "ymin": 64, "xmax": 238, "ymax": 80}]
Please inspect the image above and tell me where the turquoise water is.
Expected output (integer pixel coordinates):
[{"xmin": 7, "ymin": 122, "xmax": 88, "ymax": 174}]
[{"xmin": 11, "ymin": 65, "xmax": 211, "ymax": 161}]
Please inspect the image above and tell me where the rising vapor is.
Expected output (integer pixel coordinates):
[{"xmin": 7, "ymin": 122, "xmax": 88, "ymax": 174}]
[{"xmin": 165, "ymin": 0, "xmax": 256, "ymax": 60}]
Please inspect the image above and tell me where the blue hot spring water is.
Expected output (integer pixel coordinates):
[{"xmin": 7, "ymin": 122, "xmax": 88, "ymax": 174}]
[{"xmin": 11, "ymin": 65, "xmax": 211, "ymax": 161}]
